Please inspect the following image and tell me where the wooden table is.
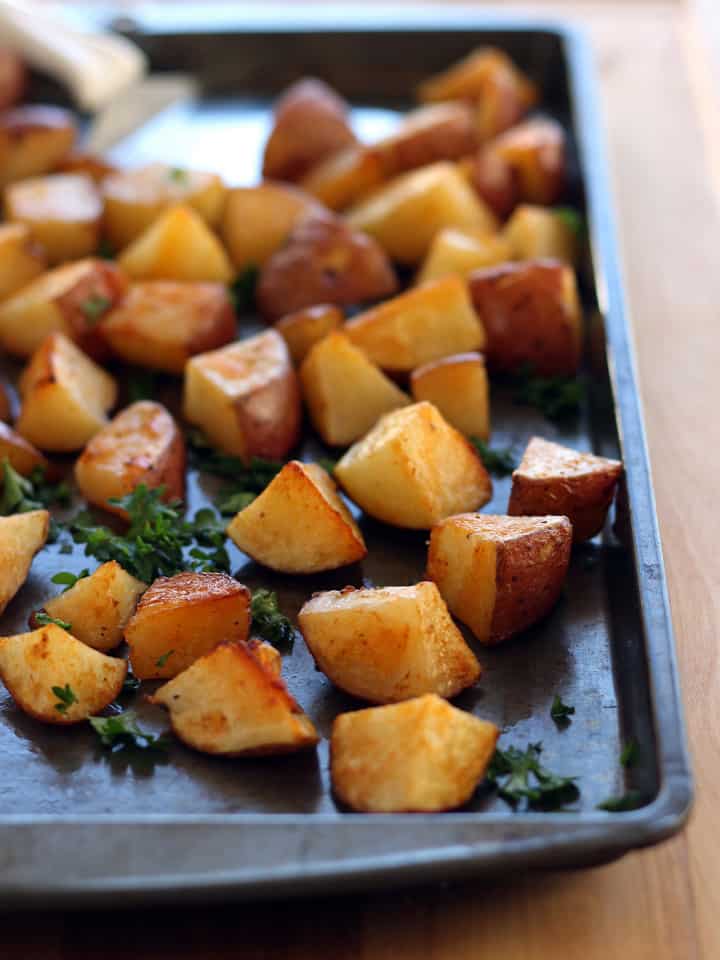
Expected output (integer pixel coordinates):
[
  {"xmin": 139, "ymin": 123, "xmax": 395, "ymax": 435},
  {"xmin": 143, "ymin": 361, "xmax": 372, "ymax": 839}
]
[{"xmin": 6, "ymin": 1, "xmax": 719, "ymax": 956}]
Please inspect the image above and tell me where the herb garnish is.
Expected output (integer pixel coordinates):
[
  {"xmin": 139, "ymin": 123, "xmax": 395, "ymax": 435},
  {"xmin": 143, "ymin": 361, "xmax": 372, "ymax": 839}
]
[
  {"xmin": 126, "ymin": 368, "xmax": 157, "ymax": 403},
  {"xmin": 487, "ymin": 742, "xmax": 580, "ymax": 811},
  {"xmin": 620, "ymin": 739, "xmax": 639, "ymax": 768},
  {"xmin": 597, "ymin": 790, "xmax": 645, "ymax": 812},
  {"xmin": 188, "ymin": 434, "xmax": 284, "ymax": 515},
  {"xmin": 550, "ymin": 695, "xmax": 575, "ymax": 727},
  {"xmin": 0, "ymin": 460, "xmax": 71, "ymax": 515},
  {"xmin": 470, "ymin": 438, "xmax": 516, "ymax": 476},
  {"xmin": 155, "ymin": 650, "xmax": 174, "ymax": 668},
  {"xmin": 121, "ymin": 671, "xmax": 141, "ymax": 695},
  {"xmin": 80, "ymin": 293, "xmax": 112, "ymax": 324},
  {"xmin": 52, "ymin": 683, "xmax": 78, "ymax": 713},
  {"xmin": 51, "ymin": 569, "xmax": 90, "ymax": 593},
  {"xmin": 228, "ymin": 264, "xmax": 259, "ymax": 313},
  {"xmin": 168, "ymin": 166, "xmax": 188, "ymax": 184},
  {"xmin": 553, "ymin": 206, "xmax": 585, "ymax": 237},
  {"xmin": 513, "ymin": 366, "xmax": 584, "ymax": 422},
  {"xmin": 89, "ymin": 711, "xmax": 169, "ymax": 753},
  {"xmin": 35, "ymin": 612, "xmax": 72, "ymax": 631},
  {"xmin": 316, "ymin": 457, "xmax": 337, "ymax": 475},
  {"xmin": 97, "ymin": 238, "xmax": 115, "ymax": 260},
  {"xmin": 250, "ymin": 589, "xmax": 294, "ymax": 650}
]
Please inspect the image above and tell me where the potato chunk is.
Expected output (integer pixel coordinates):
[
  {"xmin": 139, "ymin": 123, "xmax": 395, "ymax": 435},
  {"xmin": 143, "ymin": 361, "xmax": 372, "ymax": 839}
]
[
  {"xmin": 117, "ymin": 205, "xmax": 234, "ymax": 283},
  {"xmin": 37, "ymin": 562, "xmax": 146, "ymax": 652},
  {"xmin": 56, "ymin": 151, "xmax": 118, "ymax": 184},
  {"xmin": 375, "ymin": 103, "xmax": 477, "ymax": 178},
  {"xmin": 0, "ymin": 624, "xmax": 126, "ymax": 725},
  {"xmin": 300, "ymin": 144, "xmax": 384, "ymax": 211},
  {"xmin": 5, "ymin": 173, "xmax": 102, "ymax": 265},
  {"xmin": 345, "ymin": 274, "xmax": 485, "ymax": 373},
  {"xmin": 346, "ymin": 162, "xmax": 497, "ymax": 265},
  {"xmin": 410, "ymin": 352, "xmax": 490, "ymax": 440},
  {"xmin": 416, "ymin": 226, "xmax": 512, "ymax": 286},
  {"xmin": 75, "ymin": 401, "xmax": 185, "ymax": 516},
  {"xmin": 148, "ymin": 641, "xmax": 318, "ymax": 756},
  {"xmin": 0, "ymin": 105, "xmax": 76, "ymax": 188},
  {"xmin": 469, "ymin": 259, "xmax": 582, "ymax": 376},
  {"xmin": 335, "ymin": 402, "xmax": 491, "ymax": 528},
  {"xmin": 508, "ymin": 436, "xmax": 623, "ymax": 542},
  {"xmin": 299, "ymin": 582, "xmax": 480, "ymax": 703},
  {"xmin": 227, "ymin": 460, "xmax": 366, "ymax": 574},
  {"xmin": 100, "ymin": 282, "xmax": 236, "ymax": 374},
  {"xmin": 183, "ymin": 329, "xmax": 301, "ymax": 461},
  {"xmin": 494, "ymin": 117, "xmax": 566, "ymax": 205},
  {"xmin": 0, "ymin": 50, "xmax": 26, "ymax": 111},
  {"xmin": 0, "ymin": 223, "xmax": 46, "ymax": 301},
  {"xmin": 427, "ymin": 513, "xmax": 572, "ymax": 644},
  {"xmin": 331, "ymin": 694, "xmax": 498, "ymax": 812},
  {"xmin": 503, "ymin": 204, "xmax": 579, "ymax": 265},
  {"xmin": 126, "ymin": 572, "xmax": 251, "ymax": 680},
  {"xmin": 17, "ymin": 333, "xmax": 117, "ymax": 451},
  {"xmin": 300, "ymin": 332, "xmax": 410, "ymax": 445},
  {"xmin": 275, "ymin": 303, "xmax": 343, "ymax": 365},
  {"xmin": 461, "ymin": 144, "xmax": 517, "ymax": 219},
  {"xmin": 0, "ymin": 422, "xmax": 47, "ymax": 475},
  {"xmin": 0, "ymin": 510, "xmax": 48, "ymax": 615}
]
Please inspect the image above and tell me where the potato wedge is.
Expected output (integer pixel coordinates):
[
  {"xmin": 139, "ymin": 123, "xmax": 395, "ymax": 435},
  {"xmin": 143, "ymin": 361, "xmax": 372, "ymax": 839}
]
[
  {"xmin": 0, "ymin": 105, "xmax": 76, "ymax": 189},
  {"xmin": 410, "ymin": 352, "xmax": 490, "ymax": 440},
  {"xmin": 375, "ymin": 103, "xmax": 477, "ymax": 177},
  {"xmin": 183, "ymin": 330, "xmax": 301, "ymax": 461},
  {"xmin": 508, "ymin": 436, "xmax": 623, "ymax": 542},
  {"xmin": 227, "ymin": 460, "xmax": 366, "ymax": 574},
  {"xmin": 75, "ymin": 401, "xmax": 185, "ymax": 517},
  {"xmin": 460, "ymin": 144, "xmax": 517, "ymax": 219},
  {"xmin": 427, "ymin": 513, "xmax": 572, "ymax": 644},
  {"xmin": 494, "ymin": 117, "xmax": 566, "ymax": 205},
  {"xmin": 274, "ymin": 303, "xmax": 343, "ymax": 365},
  {"xmin": 335, "ymin": 402, "xmax": 491, "ymax": 528},
  {"xmin": 247, "ymin": 638, "xmax": 282, "ymax": 678},
  {"xmin": 0, "ymin": 623, "xmax": 126, "ymax": 725},
  {"xmin": 56, "ymin": 151, "xmax": 118, "ymax": 184},
  {"xmin": 148, "ymin": 640, "xmax": 318, "ymax": 756},
  {"xmin": 469, "ymin": 259, "xmax": 582, "ymax": 376},
  {"xmin": 17, "ymin": 333, "xmax": 117, "ymax": 452},
  {"xmin": 299, "ymin": 582, "xmax": 480, "ymax": 703},
  {"xmin": 36, "ymin": 561, "xmax": 146, "ymax": 652},
  {"xmin": 0, "ymin": 421, "xmax": 47, "ymax": 475},
  {"xmin": 100, "ymin": 281, "xmax": 236, "ymax": 374},
  {"xmin": 0, "ymin": 50, "xmax": 26, "ymax": 111},
  {"xmin": 126, "ymin": 572, "xmax": 251, "ymax": 680},
  {"xmin": 503, "ymin": 204, "xmax": 579, "ymax": 265},
  {"xmin": 0, "ymin": 510, "xmax": 48, "ymax": 615},
  {"xmin": 345, "ymin": 274, "xmax": 485, "ymax": 373},
  {"xmin": 300, "ymin": 144, "xmax": 384, "ymax": 211},
  {"xmin": 331, "ymin": 693, "xmax": 498, "ymax": 812},
  {"xmin": 0, "ymin": 223, "xmax": 46, "ymax": 302},
  {"xmin": 416, "ymin": 226, "xmax": 512, "ymax": 286}
]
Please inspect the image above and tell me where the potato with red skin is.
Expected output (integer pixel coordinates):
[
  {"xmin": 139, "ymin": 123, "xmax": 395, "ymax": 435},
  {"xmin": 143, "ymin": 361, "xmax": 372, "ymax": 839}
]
[
  {"xmin": 376, "ymin": 103, "xmax": 477, "ymax": 178},
  {"xmin": 494, "ymin": 117, "xmax": 566, "ymax": 205},
  {"xmin": 0, "ymin": 105, "xmax": 76, "ymax": 188},
  {"xmin": 0, "ymin": 223, "xmax": 46, "ymax": 302},
  {"xmin": 274, "ymin": 303, "xmax": 343, "ymax": 365},
  {"xmin": 56, "ymin": 151, "xmax": 118, "ymax": 184},
  {"xmin": 300, "ymin": 144, "xmax": 384, "ymax": 211},
  {"xmin": 0, "ymin": 50, "xmax": 26, "ymax": 111},
  {"xmin": 460, "ymin": 144, "xmax": 517, "ymax": 219}
]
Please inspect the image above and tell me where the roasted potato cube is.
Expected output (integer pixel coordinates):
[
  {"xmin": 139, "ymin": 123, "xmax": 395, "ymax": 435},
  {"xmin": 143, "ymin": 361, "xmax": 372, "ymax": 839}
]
[
  {"xmin": 36, "ymin": 561, "xmax": 146, "ymax": 652},
  {"xmin": 4, "ymin": 173, "xmax": 102, "ymax": 265},
  {"xmin": 0, "ymin": 105, "xmax": 76, "ymax": 189},
  {"xmin": 335, "ymin": 402, "xmax": 491, "ymax": 528},
  {"xmin": 75, "ymin": 401, "xmax": 185, "ymax": 517},
  {"xmin": 148, "ymin": 641, "xmax": 318, "ymax": 756},
  {"xmin": 117, "ymin": 205, "xmax": 234, "ymax": 283},
  {"xmin": 375, "ymin": 103, "xmax": 477, "ymax": 177},
  {"xmin": 0, "ymin": 421, "xmax": 47, "ymax": 475},
  {"xmin": 416, "ymin": 226, "xmax": 512, "ymax": 285},
  {"xmin": 0, "ymin": 510, "xmax": 48, "ymax": 615},
  {"xmin": 460, "ymin": 144, "xmax": 517, "ymax": 219},
  {"xmin": 494, "ymin": 117, "xmax": 566, "ymax": 205},
  {"xmin": 17, "ymin": 333, "xmax": 117, "ymax": 451},
  {"xmin": 0, "ymin": 223, "xmax": 46, "ymax": 301},
  {"xmin": 345, "ymin": 274, "xmax": 485, "ymax": 373},
  {"xmin": 427, "ymin": 513, "xmax": 572, "ymax": 644},
  {"xmin": 126, "ymin": 572, "xmax": 251, "ymax": 680},
  {"xmin": 300, "ymin": 144, "xmax": 384, "ymax": 211},
  {"xmin": 410, "ymin": 352, "xmax": 490, "ymax": 441},
  {"xmin": 227, "ymin": 460, "xmax": 366, "ymax": 574},
  {"xmin": 56, "ymin": 151, "xmax": 118, "ymax": 184},
  {"xmin": 0, "ymin": 623, "xmax": 126, "ymax": 725},
  {"xmin": 275, "ymin": 303, "xmax": 343, "ymax": 365},
  {"xmin": 100, "ymin": 281, "xmax": 236, "ymax": 374},
  {"xmin": 183, "ymin": 330, "xmax": 301, "ymax": 461},
  {"xmin": 346, "ymin": 162, "xmax": 497, "ymax": 265},
  {"xmin": 257, "ymin": 211, "xmax": 397, "ymax": 320},
  {"xmin": 299, "ymin": 582, "xmax": 480, "ymax": 703},
  {"xmin": 331, "ymin": 694, "xmax": 498, "ymax": 812},
  {"xmin": 508, "ymin": 436, "xmax": 623, "ymax": 542},
  {"xmin": 247, "ymin": 638, "xmax": 282, "ymax": 678},
  {"xmin": 0, "ymin": 50, "xmax": 26, "ymax": 111},
  {"xmin": 503, "ymin": 204, "xmax": 579, "ymax": 265}
]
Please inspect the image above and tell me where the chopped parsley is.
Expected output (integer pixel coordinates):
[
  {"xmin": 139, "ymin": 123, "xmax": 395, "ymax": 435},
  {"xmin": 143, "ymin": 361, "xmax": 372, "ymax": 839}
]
[
  {"xmin": 168, "ymin": 166, "xmax": 188, "ymax": 184},
  {"xmin": 188, "ymin": 434, "xmax": 284, "ymax": 516},
  {"xmin": 228, "ymin": 264, "xmax": 259, "ymax": 312},
  {"xmin": 250, "ymin": 589, "xmax": 294, "ymax": 650},
  {"xmin": 89, "ymin": 711, "xmax": 169, "ymax": 753},
  {"xmin": 126, "ymin": 368, "xmax": 157, "ymax": 403},
  {"xmin": 470, "ymin": 438, "xmax": 516, "ymax": 476},
  {"xmin": 97, "ymin": 238, "xmax": 115, "ymax": 260},
  {"xmin": 620, "ymin": 739, "xmax": 639, "ymax": 768},
  {"xmin": 550, "ymin": 695, "xmax": 575, "ymax": 727},
  {"xmin": 554, "ymin": 206, "xmax": 585, "ymax": 237},
  {"xmin": 487, "ymin": 742, "xmax": 580, "ymax": 811},
  {"xmin": 513, "ymin": 366, "xmax": 584, "ymax": 422},
  {"xmin": 52, "ymin": 683, "xmax": 78, "ymax": 713},
  {"xmin": 51, "ymin": 569, "xmax": 90, "ymax": 593},
  {"xmin": 155, "ymin": 650, "xmax": 174, "ymax": 668},
  {"xmin": 316, "ymin": 457, "xmax": 337, "ymax": 475},
  {"xmin": 0, "ymin": 460, "xmax": 70, "ymax": 516},
  {"xmin": 597, "ymin": 790, "xmax": 645, "ymax": 813},
  {"xmin": 35, "ymin": 612, "xmax": 72, "ymax": 631},
  {"xmin": 80, "ymin": 293, "xmax": 112, "ymax": 324}
]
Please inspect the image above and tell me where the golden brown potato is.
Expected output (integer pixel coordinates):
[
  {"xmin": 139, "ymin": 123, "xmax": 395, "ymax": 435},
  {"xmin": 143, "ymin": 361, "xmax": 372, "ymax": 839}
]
[
  {"xmin": 101, "ymin": 281, "xmax": 236, "ymax": 374},
  {"xmin": 335, "ymin": 402, "xmax": 492, "ymax": 529},
  {"xmin": 427, "ymin": 513, "xmax": 572, "ymax": 644},
  {"xmin": 226, "ymin": 460, "xmax": 366, "ymax": 574},
  {"xmin": 301, "ymin": 331, "xmax": 410, "ymax": 445},
  {"xmin": 35, "ymin": 561, "xmax": 146, "ymax": 652},
  {"xmin": 0, "ymin": 257, "xmax": 127, "ymax": 359},
  {"xmin": 503, "ymin": 204, "xmax": 579, "ymax": 265},
  {"xmin": 299, "ymin": 582, "xmax": 480, "ymax": 703},
  {"xmin": 0, "ymin": 421, "xmax": 47, "ymax": 475},
  {"xmin": 55, "ymin": 151, "xmax": 118, "ymax": 184},
  {"xmin": 300, "ymin": 144, "xmax": 384, "ymax": 211},
  {"xmin": 0, "ymin": 50, "xmax": 26, "ymax": 111},
  {"xmin": 331, "ymin": 694, "xmax": 499, "ymax": 812},
  {"xmin": 247, "ymin": 638, "xmax": 282, "ymax": 678},
  {"xmin": 117, "ymin": 205, "xmax": 234, "ymax": 283},
  {"xmin": 346, "ymin": 161, "xmax": 497, "ymax": 265},
  {"xmin": 508, "ymin": 436, "xmax": 623, "ymax": 542},
  {"xmin": 375, "ymin": 103, "xmax": 477, "ymax": 178},
  {"xmin": 494, "ymin": 117, "xmax": 566, "ymax": 205},
  {"xmin": 263, "ymin": 77, "xmax": 356, "ymax": 182},
  {"xmin": 410, "ymin": 352, "xmax": 490, "ymax": 440},
  {"xmin": 415, "ymin": 226, "xmax": 512, "ymax": 286},
  {"xmin": 469, "ymin": 259, "xmax": 582, "ymax": 376},
  {"xmin": 183, "ymin": 330, "xmax": 301, "ymax": 461},
  {"xmin": 256, "ymin": 211, "xmax": 397, "ymax": 320},
  {"xmin": 345, "ymin": 274, "xmax": 485, "ymax": 373},
  {"xmin": 274, "ymin": 303, "xmax": 343, "ymax": 365},
  {"xmin": 148, "ymin": 641, "xmax": 319, "ymax": 756},
  {"xmin": 17, "ymin": 333, "xmax": 117, "ymax": 451},
  {"xmin": 75, "ymin": 401, "xmax": 185, "ymax": 517},
  {"xmin": 102, "ymin": 162, "xmax": 227, "ymax": 250},
  {"xmin": 126, "ymin": 572, "xmax": 251, "ymax": 680},
  {"xmin": 0, "ymin": 223, "xmax": 46, "ymax": 302},
  {"xmin": 0, "ymin": 105, "xmax": 76, "ymax": 189},
  {"xmin": 460, "ymin": 144, "xmax": 517, "ymax": 219},
  {"xmin": 0, "ymin": 510, "xmax": 48, "ymax": 615},
  {"xmin": 0, "ymin": 623, "xmax": 126, "ymax": 725},
  {"xmin": 4, "ymin": 172, "xmax": 102, "ymax": 265}
]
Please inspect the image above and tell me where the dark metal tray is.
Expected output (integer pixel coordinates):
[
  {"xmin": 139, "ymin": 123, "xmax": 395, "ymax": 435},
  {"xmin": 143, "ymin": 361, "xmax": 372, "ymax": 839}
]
[{"xmin": 0, "ymin": 5, "xmax": 691, "ymax": 908}]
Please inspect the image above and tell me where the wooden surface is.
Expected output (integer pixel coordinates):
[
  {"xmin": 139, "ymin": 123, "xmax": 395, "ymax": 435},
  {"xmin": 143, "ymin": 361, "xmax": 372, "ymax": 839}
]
[{"xmin": 6, "ymin": 1, "xmax": 720, "ymax": 956}]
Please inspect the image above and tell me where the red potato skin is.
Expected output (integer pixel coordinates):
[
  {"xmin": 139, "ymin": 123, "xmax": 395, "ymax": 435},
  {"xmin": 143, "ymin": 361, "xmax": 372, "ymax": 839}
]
[
  {"xmin": 0, "ymin": 383, "xmax": 11, "ymax": 422},
  {"xmin": 494, "ymin": 117, "xmax": 566, "ymax": 206},
  {"xmin": 377, "ymin": 104, "xmax": 478, "ymax": 178},
  {"xmin": 55, "ymin": 151, "xmax": 119, "ymax": 184},
  {"xmin": 0, "ymin": 50, "xmax": 26, "ymax": 111},
  {"xmin": 465, "ymin": 144, "xmax": 518, "ymax": 219},
  {"xmin": 56, "ymin": 259, "xmax": 129, "ymax": 360}
]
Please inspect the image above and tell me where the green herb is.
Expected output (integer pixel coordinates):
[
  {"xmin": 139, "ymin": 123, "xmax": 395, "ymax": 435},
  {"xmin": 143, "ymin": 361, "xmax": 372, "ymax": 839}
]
[
  {"xmin": 51, "ymin": 569, "xmax": 90, "ymax": 593},
  {"xmin": 0, "ymin": 460, "xmax": 70, "ymax": 516},
  {"xmin": 620, "ymin": 739, "xmax": 639, "ymax": 768},
  {"xmin": 126, "ymin": 369, "xmax": 156, "ymax": 403},
  {"xmin": 89, "ymin": 711, "xmax": 169, "ymax": 753},
  {"xmin": 550, "ymin": 694, "xmax": 575, "ymax": 726},
  {"xmin": 59, "ymin": 542, "xmax": 73, "ymax": 555},
  {"xmin": 470, "ymin": 438, "xmax": 516, "ymax": 476},
  {"xmin": 250, "ymin": 589, "xmax": 294, "ymax": 650},
  {"xmin": 155, "ymin": 649, "xmax": 174, "ymax": 668},
  {"xmin": 80, "ymin": 293, "xmax": 112, "ymax": 324},
  {"xmin": 35, "ymin": 612, "xmax": 72, "ymax": 631},
  {"xmin": 168, "ymin": 166, "xmax": 188, "ymax": 183},
  {"xmin": 513, "ymin": 366, "xmax": 584, "ymax": 422},
  {"xmin": 554, "ymin": 206, "xmax": 585, "ymax": 237},
  {"xmin": 316, "ymin": 457, "xmax": 337, "ymax": 475},
  {"xmin": 121, "ymin": 671, "xmax": 141, "ymax": 695},
  {"xmin": 188, "ymin": 434, "xmax": 284, "ymax": 516},
  {"xmin": 52, "ymin": 683, "xmax": 78, "ymax": 713},
  {"xmin": 597, "ymin": 790, "xmax": 645, "ymax": 812},
  {"xmin": 216, "ymin": 489, "xmax": 256, "ymax": 516},
  {"xmin": 188, "ymin": 507, "xmax": 231, "ymax": 572},
  {"xmin": 487, "ymin": 742, "xmax": 580, "ymax": 811},
  {"xmin": 97, "ymin": 238, "xmax": 115, "ymax": 260},
  {"xmin": 228, "ymin": 264, "xmax": 259, "ymax": 312}
]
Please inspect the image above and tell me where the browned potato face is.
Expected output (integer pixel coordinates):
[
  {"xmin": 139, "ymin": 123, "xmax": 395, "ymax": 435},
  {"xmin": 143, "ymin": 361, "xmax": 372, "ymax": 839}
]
[
  {"xmin": 503, "ymin": 204, "xmax": 578, "ymax": 265},
  {"xmin": 262, "ymin": 77, "xmax": 357, "ymax": 182},
  {"xmin": 300, "ymin": 144, "xmax": 384, "ymax": 211},
  {"xmin": 376, "ymin": 103, "xmax": 477, "ymax": 178},
  {"xmin": 0, "ymin": 223, "xmax": 46, "ymax": 302},
  {"xmin": 427, "ymin": 513, "xmax": 572, "ymax": 644},
  {"xmin": 0, "ymin": 510, "xmax": 49, "ymax": 616},
  {"xmin": 257, "ymin": 211, "xmax": 398, "ymax": 320},
  {"xmin": 494, "ymin": 117, "xmax": 566, "ymax": 205},
  {"xmin": 508, "ymin": 436, "xmax": 623, "ymax": 542},
  {"xmin": 55, "ymin": 151, "xmax": 118, "ymax": 184},
  {"xmin": 101, "ymin": 282, "xmax": 236, "ymax": 374},
  {"xmin": 0, "ymin": 105, "xmax": 76, "ymax": 188},
  {"xmin": 331, "ymin": 694, "xmax": 499, "ymax": 812},
  {"xmin": 415, "ymin": 226, "xmax": 512, "ymax": 286},
  {"xmin": 75, "ymin": 401, "xmax": 185, "ymax": 517},
  {"xmin": 410, "ymin": 352, "xmax": 490, "ymax": 441},
  {"xmin": 469, "ymin": 259, "xmax": 582, "ymax": 376},
  {"xmin": 274, "ymin": 303, "xmax": 343, "ymax": 365},
  {"xmin": 0, "ymin": 50, "xmax": 26, "ymax": 110},
  {"xmin": 461, "ymin": 145, "xmax": 518, "ymax": 219},
  {"xmin": 0, "ymin": 421, "xmax": 47, "ymax": 475}
]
